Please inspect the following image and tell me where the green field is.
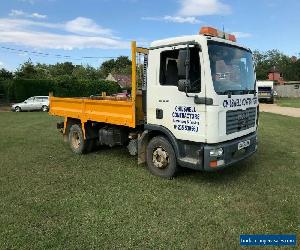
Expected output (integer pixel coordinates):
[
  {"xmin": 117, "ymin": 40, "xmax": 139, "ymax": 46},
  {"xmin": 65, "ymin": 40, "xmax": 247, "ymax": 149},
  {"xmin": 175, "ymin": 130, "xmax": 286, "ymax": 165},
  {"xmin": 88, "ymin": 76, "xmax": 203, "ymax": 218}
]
[
  {"xmin": 0, "ymin": 112, "xmax": 299, "ymax": 249},
  {"xmin": 277, "ymin": 98, "xmax": 300, "ymax": 108}
]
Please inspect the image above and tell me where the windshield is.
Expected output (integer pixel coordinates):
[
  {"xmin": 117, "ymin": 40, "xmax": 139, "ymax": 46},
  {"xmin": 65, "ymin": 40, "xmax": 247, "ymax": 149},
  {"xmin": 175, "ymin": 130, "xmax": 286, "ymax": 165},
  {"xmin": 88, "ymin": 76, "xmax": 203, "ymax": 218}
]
[
  {"xmin": 258, "ymin": 87, "xmax": 272, "ymax": 92},
  {"xmin": 208, "ymin": 41, "xmax": 255, "ymax": 95}
]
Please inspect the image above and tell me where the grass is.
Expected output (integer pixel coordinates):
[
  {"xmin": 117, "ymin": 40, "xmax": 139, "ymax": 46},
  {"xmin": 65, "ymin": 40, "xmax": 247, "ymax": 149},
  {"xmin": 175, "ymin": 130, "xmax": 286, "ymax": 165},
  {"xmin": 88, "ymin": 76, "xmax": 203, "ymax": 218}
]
[
  {"xmin": 0, "ymin": 112, "xmax": 299, "ymax": 249},
  {"xmin": 276, "ymin": 98, "xmax": 300, "ymax": 108}
]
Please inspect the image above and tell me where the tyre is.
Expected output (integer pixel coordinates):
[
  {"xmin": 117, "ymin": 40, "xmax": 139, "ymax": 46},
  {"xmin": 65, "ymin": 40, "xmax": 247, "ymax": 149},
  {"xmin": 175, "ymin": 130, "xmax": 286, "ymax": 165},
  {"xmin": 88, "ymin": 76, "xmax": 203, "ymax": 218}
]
[
  {"xmin": 68, "ymin": 124, "xmax": 88, "ymax": 154},
  {"xmin": 42, "ymin": 105, "xmax": 48, "ymax": 112},
  {"xmin": 15, "ymin": 106, "xmax": 21, "ymax": 112},
  {"xmin": 146, "ymin": 136, "xmax": 178, "ymax": 178}
]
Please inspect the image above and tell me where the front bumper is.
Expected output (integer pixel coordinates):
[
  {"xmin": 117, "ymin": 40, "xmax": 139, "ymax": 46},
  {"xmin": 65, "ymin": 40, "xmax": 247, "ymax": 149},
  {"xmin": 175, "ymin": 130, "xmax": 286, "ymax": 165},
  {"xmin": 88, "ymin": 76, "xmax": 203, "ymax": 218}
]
[{"xmin": 203, "ymin": 132, "xmax": 257, "ymax": 171}]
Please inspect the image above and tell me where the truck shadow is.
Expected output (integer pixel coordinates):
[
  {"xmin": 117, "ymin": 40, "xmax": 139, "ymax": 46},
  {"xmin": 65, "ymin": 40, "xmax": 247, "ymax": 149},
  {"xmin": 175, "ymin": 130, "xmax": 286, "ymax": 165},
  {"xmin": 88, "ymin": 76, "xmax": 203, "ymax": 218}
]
[
  {"xmin": 177, "ymin": 159, "xmax": 255, "ymax": 184},
  {"xmin": 89, "ymin": 146, "xmax": 257, "ymax": 184}
]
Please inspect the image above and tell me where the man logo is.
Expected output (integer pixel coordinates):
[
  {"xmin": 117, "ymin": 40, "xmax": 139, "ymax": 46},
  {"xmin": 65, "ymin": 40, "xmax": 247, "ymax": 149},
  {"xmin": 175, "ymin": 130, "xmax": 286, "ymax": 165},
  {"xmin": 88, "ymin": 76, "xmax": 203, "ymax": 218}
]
[{"xmin": 223, "ymin": 100, "xmax": 229, "ymax": 108}]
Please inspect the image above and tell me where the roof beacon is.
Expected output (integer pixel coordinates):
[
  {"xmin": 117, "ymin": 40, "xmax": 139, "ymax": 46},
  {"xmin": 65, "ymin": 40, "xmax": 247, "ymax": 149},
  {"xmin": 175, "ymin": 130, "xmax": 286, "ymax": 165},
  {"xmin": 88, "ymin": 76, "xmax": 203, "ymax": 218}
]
[{"xmin": 200, "ymin": 26, "xmax": 236, "ymax": 42}]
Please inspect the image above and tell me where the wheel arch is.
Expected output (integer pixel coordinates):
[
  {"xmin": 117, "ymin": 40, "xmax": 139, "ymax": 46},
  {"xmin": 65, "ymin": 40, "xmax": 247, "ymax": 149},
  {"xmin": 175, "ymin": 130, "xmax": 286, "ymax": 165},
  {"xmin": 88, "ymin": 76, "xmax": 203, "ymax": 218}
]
[{"xmin": 138, "ymin": 124, "xmax": 180, "ymax": 165}]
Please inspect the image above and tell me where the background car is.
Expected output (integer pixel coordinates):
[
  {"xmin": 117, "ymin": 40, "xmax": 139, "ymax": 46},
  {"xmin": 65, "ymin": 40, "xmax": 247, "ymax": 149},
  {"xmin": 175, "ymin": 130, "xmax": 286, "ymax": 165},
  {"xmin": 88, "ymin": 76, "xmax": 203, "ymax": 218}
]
[{"xmin": 11, "ymin": 96, "xmax": 49, "ymax": 112}]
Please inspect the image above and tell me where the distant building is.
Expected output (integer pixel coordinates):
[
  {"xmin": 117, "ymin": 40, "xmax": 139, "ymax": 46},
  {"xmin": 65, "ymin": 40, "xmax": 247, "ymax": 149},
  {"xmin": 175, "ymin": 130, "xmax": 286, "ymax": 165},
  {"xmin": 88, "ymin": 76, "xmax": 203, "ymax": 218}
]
[
  {"xmin": 268, "ymin": 66, "xmax": 284, "ymax": 85},
  {"xmin": 106, "ymin": 73, "xmax": 132, "ymax": 89}
]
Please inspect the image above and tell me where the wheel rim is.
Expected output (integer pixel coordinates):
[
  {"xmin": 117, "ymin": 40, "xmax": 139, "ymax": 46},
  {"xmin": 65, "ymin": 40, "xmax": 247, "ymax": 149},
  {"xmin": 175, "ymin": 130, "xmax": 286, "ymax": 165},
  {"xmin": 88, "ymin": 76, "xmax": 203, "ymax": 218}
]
[
  {"xmin": 71, "ymin": 131, "xmax": 81, "ymax": 149},
  {"xmin": 152, "ymin": 147, "xmax": 169, "ymax": 169},
  {"xmin": 42, "ymin": 106, "xmax": 48, "ymax": 112},
  {"xmin": 15, "ymin": 107, "xmax": 20, "ymax": 112}
]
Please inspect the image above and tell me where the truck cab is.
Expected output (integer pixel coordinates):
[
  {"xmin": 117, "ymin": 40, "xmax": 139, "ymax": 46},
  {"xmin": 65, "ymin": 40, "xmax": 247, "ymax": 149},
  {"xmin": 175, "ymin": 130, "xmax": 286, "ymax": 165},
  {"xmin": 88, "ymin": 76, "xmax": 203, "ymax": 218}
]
[{"xmin": 140, "ymin": 27, "xmax": 258, "ymax": 174}]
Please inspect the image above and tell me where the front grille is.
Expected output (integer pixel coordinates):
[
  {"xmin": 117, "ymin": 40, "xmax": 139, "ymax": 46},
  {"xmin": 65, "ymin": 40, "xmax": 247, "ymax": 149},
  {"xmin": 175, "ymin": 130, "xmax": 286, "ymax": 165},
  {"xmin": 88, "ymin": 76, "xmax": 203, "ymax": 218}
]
[{"xmin": 226, "ymin": 107, "xmax": 256, "ymax": 134}]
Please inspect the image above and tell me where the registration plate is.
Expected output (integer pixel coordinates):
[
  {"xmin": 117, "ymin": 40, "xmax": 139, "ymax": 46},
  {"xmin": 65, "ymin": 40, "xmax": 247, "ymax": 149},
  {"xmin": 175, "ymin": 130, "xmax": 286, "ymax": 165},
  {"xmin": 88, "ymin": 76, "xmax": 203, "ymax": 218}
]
[{"xmin": 238, "ymin": 140, "xmax": 250, "ymax": 150}]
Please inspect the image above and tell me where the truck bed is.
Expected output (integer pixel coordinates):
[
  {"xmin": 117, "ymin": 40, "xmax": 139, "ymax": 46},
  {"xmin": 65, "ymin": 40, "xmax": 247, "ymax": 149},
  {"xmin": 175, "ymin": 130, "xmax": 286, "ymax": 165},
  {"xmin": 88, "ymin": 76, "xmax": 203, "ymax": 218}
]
[{"xmin": 49, "ymin": 94, "xmax": 143, "ymax": 128}]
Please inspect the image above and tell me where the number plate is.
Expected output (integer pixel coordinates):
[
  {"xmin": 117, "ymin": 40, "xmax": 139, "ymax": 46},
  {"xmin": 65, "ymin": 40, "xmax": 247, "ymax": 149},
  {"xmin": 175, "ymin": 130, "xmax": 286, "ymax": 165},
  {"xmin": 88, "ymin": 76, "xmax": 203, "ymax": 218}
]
[{"xmin": 238, "ymin": 140, "xmax": 250, "ymax": 150}]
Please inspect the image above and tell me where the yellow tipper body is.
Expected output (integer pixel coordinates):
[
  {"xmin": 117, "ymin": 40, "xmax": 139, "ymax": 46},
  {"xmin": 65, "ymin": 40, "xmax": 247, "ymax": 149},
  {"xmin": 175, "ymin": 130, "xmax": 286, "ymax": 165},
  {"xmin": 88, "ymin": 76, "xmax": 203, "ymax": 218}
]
[{"xmin": 49, "ymin": 41, "xmax": 147, "ymax": 135}]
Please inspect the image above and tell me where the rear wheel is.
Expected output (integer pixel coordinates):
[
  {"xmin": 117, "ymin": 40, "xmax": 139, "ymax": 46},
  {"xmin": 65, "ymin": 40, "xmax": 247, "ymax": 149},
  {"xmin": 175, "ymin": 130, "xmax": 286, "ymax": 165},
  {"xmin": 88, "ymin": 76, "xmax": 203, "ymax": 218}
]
[
  {"xmin": 42, "ymin": 105, "xmax": 48, "ymax": 112},
  {"xmin": 68, "ymin": 124, "xmax": 89, "ymax": 154},
  {"xmin": 15, "ymin": 106, "xmax": 21, "ymax": 112},
  {"xmin": 146, "ymin": 136, "xmax": 178, "ymax": 178}
]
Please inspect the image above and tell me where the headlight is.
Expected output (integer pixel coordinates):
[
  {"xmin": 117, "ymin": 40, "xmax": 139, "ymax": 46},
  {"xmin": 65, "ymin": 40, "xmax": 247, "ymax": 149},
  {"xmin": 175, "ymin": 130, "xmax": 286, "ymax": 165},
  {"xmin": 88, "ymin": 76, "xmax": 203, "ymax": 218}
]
[{"xmin": 209, "ymin": 148, "xmax": 223, "ymax": 157}]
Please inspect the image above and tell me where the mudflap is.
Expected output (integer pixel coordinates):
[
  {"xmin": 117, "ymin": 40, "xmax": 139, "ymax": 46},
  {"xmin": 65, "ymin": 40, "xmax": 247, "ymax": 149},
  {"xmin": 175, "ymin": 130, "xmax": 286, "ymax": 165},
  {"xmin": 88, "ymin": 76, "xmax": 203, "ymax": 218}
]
[{"xmin": 138, "ymin": 130, "xmax": 149, "ymax": 165}]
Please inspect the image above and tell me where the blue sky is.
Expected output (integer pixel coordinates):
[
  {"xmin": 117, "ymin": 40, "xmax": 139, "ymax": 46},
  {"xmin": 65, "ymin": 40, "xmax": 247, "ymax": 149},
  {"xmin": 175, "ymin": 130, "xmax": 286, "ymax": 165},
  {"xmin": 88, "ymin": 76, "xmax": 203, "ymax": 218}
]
[{"xmin": 0, "ymin": 0, "xmax": 299, "ymax": 71}]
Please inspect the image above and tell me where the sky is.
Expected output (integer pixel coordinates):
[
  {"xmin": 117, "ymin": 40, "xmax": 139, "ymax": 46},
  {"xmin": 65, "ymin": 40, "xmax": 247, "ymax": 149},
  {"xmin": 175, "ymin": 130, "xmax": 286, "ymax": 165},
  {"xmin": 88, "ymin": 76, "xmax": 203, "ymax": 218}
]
[{"xmin": 0, "ymin": 0, "xmax": 299, "ymax": 71}]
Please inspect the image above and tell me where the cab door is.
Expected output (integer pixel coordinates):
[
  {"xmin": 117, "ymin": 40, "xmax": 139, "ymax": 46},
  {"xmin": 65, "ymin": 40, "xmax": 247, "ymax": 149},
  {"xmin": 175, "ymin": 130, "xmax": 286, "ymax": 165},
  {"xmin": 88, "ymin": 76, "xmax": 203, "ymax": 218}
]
[{"xmin": 147, "ymin": 44, "xmax": 207, "ymax": 143}]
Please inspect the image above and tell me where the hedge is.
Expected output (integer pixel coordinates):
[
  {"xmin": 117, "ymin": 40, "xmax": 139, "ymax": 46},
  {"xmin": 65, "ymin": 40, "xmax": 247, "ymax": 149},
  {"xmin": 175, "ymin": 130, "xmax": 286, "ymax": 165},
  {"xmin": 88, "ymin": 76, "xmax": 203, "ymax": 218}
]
[{"xmin": 0, "ymin": 78, "xmax": 122, "ymax": 102}]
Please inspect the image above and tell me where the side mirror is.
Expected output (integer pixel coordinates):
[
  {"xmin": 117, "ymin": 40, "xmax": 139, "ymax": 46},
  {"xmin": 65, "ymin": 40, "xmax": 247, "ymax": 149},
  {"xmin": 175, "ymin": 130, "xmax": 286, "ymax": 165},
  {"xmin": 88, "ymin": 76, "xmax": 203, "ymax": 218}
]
[{"xmin": 178, "ymin": 45, "xmax": 191, "ymax": 93}]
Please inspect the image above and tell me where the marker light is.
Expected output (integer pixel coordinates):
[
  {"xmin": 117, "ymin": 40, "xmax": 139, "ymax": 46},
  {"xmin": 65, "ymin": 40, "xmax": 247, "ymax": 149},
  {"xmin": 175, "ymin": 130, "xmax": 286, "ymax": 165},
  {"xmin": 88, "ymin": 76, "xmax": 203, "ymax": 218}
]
[
  {"xmin": 200, "ymin": 26, "xmax": 236, "ymax": 42},
  {"xmin": 209, "ymin": 160, "xmax": 225, "ymax": 168}
]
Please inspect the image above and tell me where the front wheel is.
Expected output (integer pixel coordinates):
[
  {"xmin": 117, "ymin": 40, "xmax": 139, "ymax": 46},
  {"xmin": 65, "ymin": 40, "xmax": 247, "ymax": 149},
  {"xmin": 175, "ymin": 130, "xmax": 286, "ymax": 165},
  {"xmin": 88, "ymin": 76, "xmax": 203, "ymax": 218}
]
[
  {"xmin": 15, "ymin": 106, "xmax": 21, "ymax": 112},
  {"xmin": 146, "ymin": 136, "xmax": 178, "ymax": 178}
]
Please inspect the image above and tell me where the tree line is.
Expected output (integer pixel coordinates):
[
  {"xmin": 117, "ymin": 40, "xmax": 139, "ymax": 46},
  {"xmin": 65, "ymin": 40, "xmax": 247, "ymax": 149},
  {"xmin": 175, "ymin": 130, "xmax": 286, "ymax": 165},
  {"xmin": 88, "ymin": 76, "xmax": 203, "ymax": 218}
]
[
  {"xmin": 253, "ymin": 49, "xmax": 300, "ymax": 81},
  {"xmin": 1, "ymin": 50, "xmax": 299, "ymax": 82},
  {"xmin": 0, "ymin": 56, "xmax": 132, "ymax": 82},
  {"xmin": 0, "ymin": 56, "xmax": 132, "ymax": 102}
]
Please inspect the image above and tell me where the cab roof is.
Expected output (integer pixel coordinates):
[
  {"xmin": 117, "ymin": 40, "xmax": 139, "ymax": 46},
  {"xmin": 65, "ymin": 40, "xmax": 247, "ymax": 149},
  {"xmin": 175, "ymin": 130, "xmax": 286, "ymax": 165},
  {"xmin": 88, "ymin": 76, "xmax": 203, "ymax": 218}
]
[{"xmin": 150, "ymin": 34, "xmax": 251, "ymax": 51}]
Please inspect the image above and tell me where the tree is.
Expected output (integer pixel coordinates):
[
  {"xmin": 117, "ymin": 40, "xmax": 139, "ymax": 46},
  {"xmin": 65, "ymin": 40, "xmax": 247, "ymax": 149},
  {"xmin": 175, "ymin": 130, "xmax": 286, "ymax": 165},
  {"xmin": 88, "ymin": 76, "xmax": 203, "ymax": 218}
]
[
  {"xmin": 99, "ymin": 59, "xmax": 116, "ymax": 77},
  {"xmin": 99, "ymin": 56, "xmax": 132, "ymax": 77},
  {"xmin": 0, "ymin": 68, "xmax": 13, "ymax": 81},
  {"xmin": 15, "ymin": 59, "xmax": 38, "ymax": 79},
  {"xmin": 48, "ymin": 62, "xmax": 75, "ymax": 79},
  {"xmin": 113, "ymin": 56, "xmax": 131, "ymax": 74}
]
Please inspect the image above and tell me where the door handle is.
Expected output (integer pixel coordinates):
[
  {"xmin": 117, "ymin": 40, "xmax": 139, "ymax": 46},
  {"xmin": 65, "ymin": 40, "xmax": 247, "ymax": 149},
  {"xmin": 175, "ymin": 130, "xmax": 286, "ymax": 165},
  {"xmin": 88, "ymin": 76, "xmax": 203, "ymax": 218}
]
[
  {"xmin": 156, "ymin": 108, "xmax": 163, "ymax": 119},
  {"xmin": 194, "ymin": 96, "xmax": 213, "ymax": 105}
]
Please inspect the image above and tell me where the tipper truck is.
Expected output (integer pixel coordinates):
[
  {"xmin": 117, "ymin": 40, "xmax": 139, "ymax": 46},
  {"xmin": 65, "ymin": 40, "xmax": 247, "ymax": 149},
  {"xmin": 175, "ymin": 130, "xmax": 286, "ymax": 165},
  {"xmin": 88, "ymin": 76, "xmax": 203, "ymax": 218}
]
[{"xmin": 50, "ymin": 26, "xmax": 259, "ymax": 178}]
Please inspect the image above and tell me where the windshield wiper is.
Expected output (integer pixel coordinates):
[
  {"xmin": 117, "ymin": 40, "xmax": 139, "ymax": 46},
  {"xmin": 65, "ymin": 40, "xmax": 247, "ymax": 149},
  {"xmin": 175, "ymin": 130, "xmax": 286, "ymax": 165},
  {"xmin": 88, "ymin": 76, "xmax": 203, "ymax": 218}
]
[
  {"xmin": 218, "ymin": 90, "xmax": 244, "ymax": 97},
  {"xmin": 218, "ymin": 90, "xmax": 255, "ymax": 96},
  {"xmin": 242, "ymin": 89, "xmax": 255, "ymax": 94}
]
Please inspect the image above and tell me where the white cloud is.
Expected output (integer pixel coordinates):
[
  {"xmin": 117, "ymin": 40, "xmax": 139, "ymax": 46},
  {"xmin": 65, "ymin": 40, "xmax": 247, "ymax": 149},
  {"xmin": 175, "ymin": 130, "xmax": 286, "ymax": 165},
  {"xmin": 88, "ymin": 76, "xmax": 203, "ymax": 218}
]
[
  {"xmin": 9, "ymin": 9, "xmax": 47, "ymax": 19},
  {"xmin": 231, "ymin": 32, "xmax": 252, "ymax": 38},
  {"xmin": 142, "ymin": 0, "xmax": 230, "ymax": 25},
  {"xmin": 178, "ymin": 0, "xmax": 231, "ymax": 16},
  {"xmin": 142, "ymin": 15, "xmax": 201, "ymax": 24},
  {"xmin": 0, "ymin": 17, "xmax": 128, "ymax": 50},
  {"xmin": 30, "ymin": 13, "xmax": 47, "ymax": 19},
  {"xmin": 9, "ymin": 9, "xmax": 26, "ymax": 17},
  {"xmin": 0, "ymin": 30, "xmax": 128, "ymax": 50},
  {"xmin": 65, "ymin": 17, "xmax": 112, "ymax": 35},
  {"xmin": 0, "ymin": 61, "xmax": 4, "ymax": 66},
  {"xmin": 19, "ymin": 0, "xmax": 35, "ymax": 4}
]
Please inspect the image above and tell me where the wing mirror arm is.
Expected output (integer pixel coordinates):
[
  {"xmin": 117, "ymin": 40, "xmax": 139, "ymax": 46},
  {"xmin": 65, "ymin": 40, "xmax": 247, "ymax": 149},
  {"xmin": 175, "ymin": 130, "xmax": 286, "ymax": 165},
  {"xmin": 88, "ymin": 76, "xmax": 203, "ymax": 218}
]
[{"xmin": 177, "ymin": 44, "xmax": 192, "ymax": 97}]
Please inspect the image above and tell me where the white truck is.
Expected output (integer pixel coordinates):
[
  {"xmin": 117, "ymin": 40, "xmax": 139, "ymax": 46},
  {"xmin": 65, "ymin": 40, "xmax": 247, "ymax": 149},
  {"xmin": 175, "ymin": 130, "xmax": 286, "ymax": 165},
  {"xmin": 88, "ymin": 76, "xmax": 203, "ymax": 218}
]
[
  {"xmin": 50, "ymin": 26, "xmax": 259, "ymax": 178},
  {"xmin": 257, "ymin": 80, "xmax": 275, "ymax": 103}
]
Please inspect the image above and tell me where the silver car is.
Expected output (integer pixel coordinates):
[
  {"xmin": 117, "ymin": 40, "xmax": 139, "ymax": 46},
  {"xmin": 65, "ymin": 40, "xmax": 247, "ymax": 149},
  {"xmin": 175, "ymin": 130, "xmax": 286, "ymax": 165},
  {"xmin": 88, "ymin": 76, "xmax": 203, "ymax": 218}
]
[{"xmin": 11, "ymin": 96, "xmax": 49, "ymax": 112}]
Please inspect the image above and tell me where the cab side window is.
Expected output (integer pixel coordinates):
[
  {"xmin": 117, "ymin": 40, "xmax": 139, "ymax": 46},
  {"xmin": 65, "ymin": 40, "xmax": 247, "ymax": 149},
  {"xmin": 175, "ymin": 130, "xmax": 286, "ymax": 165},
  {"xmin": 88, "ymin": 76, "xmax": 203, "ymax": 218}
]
[
  {"xmin": 160, "ymin": 49, "xmax": 179, "ymax": 86},
  {"xmin": 159, "ymin": 47, "xmax": 201, "ymax": 93}
]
